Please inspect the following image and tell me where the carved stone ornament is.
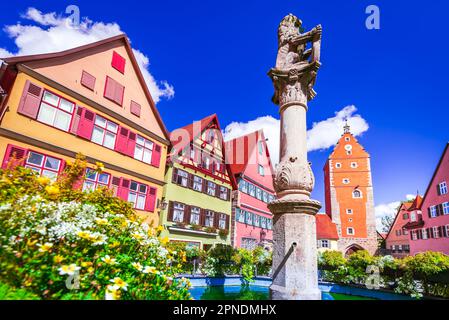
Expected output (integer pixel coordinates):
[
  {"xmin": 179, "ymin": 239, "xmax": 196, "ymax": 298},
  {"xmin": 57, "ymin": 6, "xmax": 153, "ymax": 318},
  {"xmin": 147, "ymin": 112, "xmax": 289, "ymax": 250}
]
[{"xmin": 274, "ymin": 157, "xmax": 315, "ymax": 195}]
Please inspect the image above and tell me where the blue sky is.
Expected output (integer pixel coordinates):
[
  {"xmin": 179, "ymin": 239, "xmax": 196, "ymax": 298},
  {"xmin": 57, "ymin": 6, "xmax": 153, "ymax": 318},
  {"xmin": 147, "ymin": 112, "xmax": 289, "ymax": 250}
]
[{"xmin": 1, "ymin": 0, "xmax": 448, "ymax": 227}]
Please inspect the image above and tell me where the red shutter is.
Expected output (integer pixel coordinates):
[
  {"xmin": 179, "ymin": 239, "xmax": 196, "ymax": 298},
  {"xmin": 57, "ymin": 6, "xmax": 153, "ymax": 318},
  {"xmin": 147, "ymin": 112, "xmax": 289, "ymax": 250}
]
[
  {"xmin": 117, "ymin": 178, "xmax": 130, "ymax": 201},
  {"xmin": 76, "ymin": 108, "xmax": 95, "ymax": 140},
  {"xmin": 167, "ymin": 201, "xmax": 174, "ymax": 222},
  {"xmin": 199, "ymin": 209, "xmax": 206, "ymax": 226},
  {"xmin": 104, "ymin": 76, "xmax": 116, "ymax": 101},
  {"xmin": 81, "ymin": 71, "xmax": 96, "ymax": 91},
  {"xmin": 172, "ymin": 168, "xmax": 178, "ymax": 183},
  {"xmin": 17, "ymin": 80, "xmax": 43, "ymax": 119},
  {"xmin": 213, "ymin": 211, "xmax": 219, "ymax": 228},
  {"xmin": 130, "ymin": 101, "xmax": 141, "ymax": 117},
  {"xmin": 114, "ymin": 82, "xmax": 125, "ymax": 106},
  {"xmin": 127, "ymin": 132, "xmax": 137, "ymax": 157},
  {"xmin": 111, "ymin": 51, "xmax": 126, "ymax": 74},
  {"xmin": 115, "ymin": 126, "xmax": 129, "ymax": 154},
  {"xmin": 70, "ymin": 105, "xmax": 82, "ymax": 134},
  {"xmin": 225, "ymin": 214, "xmax": 230, "ymax": 230},
  {"xmin": 184, "ymin": 205, "xmax": 191, "ymax": 224},
  {"xmin": 151, "ymin": 144, "xmax": 162, "ymax": 168},
  {"xmin": 145, "ymin": 187, "xmax": 157, "ymax": 212},
  {"xmin": 111, "ymin": 176, "xmax": 121, "ymax": 196},
  {"xmin": 2, "ymin": 145, "xmax": 28, "ymax": 169}
]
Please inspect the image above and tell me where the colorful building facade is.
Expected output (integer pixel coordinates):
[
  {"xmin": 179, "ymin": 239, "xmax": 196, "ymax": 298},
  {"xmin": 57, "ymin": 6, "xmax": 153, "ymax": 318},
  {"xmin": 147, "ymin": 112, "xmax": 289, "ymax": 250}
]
[
  {"xmin": 0, "ymin": 35, "xmax": 170, "ymax": 226},
  {"xmin": 385, "ymin": 197, "xmax": 423, "ymax": 258},
  {"xmin": 408, "ymin": 143, "xmax": 449, "ymax": 255},
  {"xmin": 316, "ymin": 213, "xmax": 339, "ymax": 253},
  {"xmin": 160, "ymin": 114, "xmax": 236, "ymax": 250},
  {"xmin": 225, "ymin": 130, "xmax": 275, "ymax": 249},
  {"xmin": 324, "ymin": 124, "xmax": 378, "ymax": 256}
]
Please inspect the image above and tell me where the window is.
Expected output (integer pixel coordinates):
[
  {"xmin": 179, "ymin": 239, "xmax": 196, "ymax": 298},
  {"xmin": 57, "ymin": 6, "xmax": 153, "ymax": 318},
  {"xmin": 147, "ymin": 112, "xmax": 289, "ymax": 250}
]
[
  {"xmin": 404, "ymin": 245, "xmax": 410, "ymax": 253},
  {"xmin": 261, "ymin": 217, "xmax": 267, "ymax": 229},
  {"xmin": 37, "ymin": 91, "xmax": 74, "ymax": 132},
  {"xmin": 219, "ymin": 186, "xmax": 228, "ymax": 200},
  {"xmin": 345, "ymin": 137, "xmax": 350, "ymax": 142},
  {"xmin": 91, "ymin": 115, "xmax": 118, "ymax": 149},
  {"xmin": 430, "ymin": 206, "xmax": 438, "ymax": 218},
  {"xmin": 202, "ymin": 157, "xmax": 210, "ymax": 170},
  {"xmin": 207, "ymin": 181, "xmax": 216, "ymax": 196},
  {"xmin": 403, "ymin": 228, "xmax": 409, "ymax": 235},
  {"xmin": 351, "ymin": 162, "xmax": 358, "ymax": 168},
  {"xmin": 443, "ymin": 202, "xmax": 449, "ymax": 215},
  {"xmin": 134, "ymin": 135, "xmax": 153, "ymax": 164},
  {"xmin": 254, "ymin": 215, "xmax": 261, "ymax": 227},
  {"xmin": 446, "ymin": 225, "xmax": 449, "ymax": 238},
  {"xmin": 130, "ymin": 101, "xmax": 141, "ymax": 117},
  {"xmin": 439, "ymin": 182, "xmax": 448, "ymax": 195},
  {"xmin": 258, "ymin": 165, "xmax": 265, "ymax": 176},
  {"xmin": 347, "ymin": 227, "xmax": 355, "ymax": 236},
  {"xmin": 207, "ymin": 129, "xmax": 215, "ymax": 144},
  {"xmin": 263, "ymin": 192, "xmax": 269, "ymax": 203},
  {"xmin": 396, "ymin": 230, "xmax": 402, "ymax": 236},
  {"xmin": 348, "ymin": 218, "xmax": 353, "ymax": 222},
  {"xmin": 319, "ymin": 240, "xmax": 330, "ymax": 248},
  {"xmin": 205, "ymin": 211, "xmax": 214, "ymax": 227},
  {"xmin": 249, "ymin": 184, "xmax": 256, "ymax": 197},
  {"xmin": 104, "ymin": 76, "xmax": 124, "ymax": 106},
  {"xmin": 190, "ymin": 207, "xmax": 200, "ymax": 225},
  {"xmin": 218, "ymin": 214, "xmax": 227, "ymax": 230},
  {"xmin": 239, "ymin": 180, "xmax": 248, "ymax": 193},
  {"xmin": 245, "ymin": 211, "xmax": 253, "ymax": 225},
  {"xmin": 193, "ymin": 176, "xmax": 203, "ymax": 192},
  {"xmin": 335, "ymin": 163, "xmax": 342, "ymax": 169},
  {"xmin": 422, "ymin": 228, "xmax": 428, "ymax": 240},
  {"xmin": 173, "ymin": 203, "xmax": 185, "ymax": 223},
  {"xmin": 411, "ymin": 231, "xmax": 417, "ymax": 241},
  {"xmin": 346, "ymin": 150, "xmax": 352, "ymax": 155},
  {"xmin": 83, "ymin": 168, "xmax": 111, "ymax": 192},
  {"xmin": 25, "ymin": 151, "xmax": 61, "ymax": 181},
  {"xmin": 342, "ymin": 178, "xmax": 350, "ymax": 184},
  {"xmin": 346, "ymin": 209, "xmax": 353, "ymax": 214},
  {"xmin": 258, "ymin": 141, "xmax": 264, "ymax": 155},
  {"xmin": 433, "ymin": 226, "xmax": 440, "ymax": 239},
  {"xmin": 237, "ymin": 209, "xmax": 245, "ymax": 223},
  {"xmin": 256, "ymin": 188, "xmax": 263, "ymax": 200},
  {"xmin": 176, "ymin": 170, "xmax": 189, "ymax": 187},
  {"xmin": 353, "ymin": 190, "xmax": 362, "ymax": 198},
  {"xmin": 128, "ymin": 181, "xmax": 147, "ymax": 210},
  {"xmin": 403, "ymin": 213, "xmax": 409, "ymax": 220},
  {"xmin": 411, "ymin": 212, "xmax": 416, "ymax": 222},
  {"xmin": 111, "ymin": 51, "xmax": 126, "ymax": 74},
  {"xmin": 266, "ymin": 218, "xmax": 272, "ymax": 230}
]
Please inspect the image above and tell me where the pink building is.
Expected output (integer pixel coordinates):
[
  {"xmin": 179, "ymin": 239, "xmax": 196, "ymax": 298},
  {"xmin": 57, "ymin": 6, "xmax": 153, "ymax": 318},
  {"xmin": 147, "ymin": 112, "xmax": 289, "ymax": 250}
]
[
  {"xmin": 385, "ymin": 196, "xmax": 422, "ymax": 258},
  {"xmin": 225, "ymin": 130, "xmax": 275, "ymax": 249},
  {"xmin": 408, "ymin": 143, "xmax": 449, "ymax": 255}
]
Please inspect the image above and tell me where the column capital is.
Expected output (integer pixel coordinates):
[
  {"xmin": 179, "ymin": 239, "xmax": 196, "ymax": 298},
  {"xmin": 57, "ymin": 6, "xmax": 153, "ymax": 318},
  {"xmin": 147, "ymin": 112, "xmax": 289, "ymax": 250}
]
[{"xmin": 268, "ymin": 198, "xmax": 321, "ymax": 216}]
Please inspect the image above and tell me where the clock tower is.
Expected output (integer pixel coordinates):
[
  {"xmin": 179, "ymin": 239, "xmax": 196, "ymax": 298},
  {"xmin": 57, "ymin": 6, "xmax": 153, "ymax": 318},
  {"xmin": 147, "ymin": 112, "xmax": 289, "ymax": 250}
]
[{"xmin": 323, "ymin": 123, "xmax": 378, "ymax": 256}]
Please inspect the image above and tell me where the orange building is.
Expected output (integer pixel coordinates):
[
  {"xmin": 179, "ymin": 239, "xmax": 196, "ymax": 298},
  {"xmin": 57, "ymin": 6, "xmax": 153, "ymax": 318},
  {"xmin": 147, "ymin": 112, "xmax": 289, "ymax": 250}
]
[
  {"xmin": 0, "ymin": 35, "xmax": 170, "ymax": 226},
  {"xmin": 324, "ymin": 123, "xmax": 378, "ymax": 255}
]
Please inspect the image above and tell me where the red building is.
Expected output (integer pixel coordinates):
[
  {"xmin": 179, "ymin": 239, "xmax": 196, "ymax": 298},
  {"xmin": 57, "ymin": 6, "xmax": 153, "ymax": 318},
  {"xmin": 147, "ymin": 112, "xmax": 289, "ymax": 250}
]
[
  {"xmin": 225, "ymin": 130, "xmax": 275, "ymax": 249},
  {"xmin": 408, "ymin": 143, "xmax": 449, "ymax": 255},
  {"xmin": 385, "ymin": 196, "xmax": 422, "ymax": 258}
]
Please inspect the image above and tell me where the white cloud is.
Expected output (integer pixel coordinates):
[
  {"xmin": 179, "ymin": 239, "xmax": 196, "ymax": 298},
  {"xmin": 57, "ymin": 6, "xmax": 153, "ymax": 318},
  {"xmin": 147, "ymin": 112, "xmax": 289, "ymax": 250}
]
[
  {"xmin": 0, "ymin": 7, "xmax": 173, "ymax": 103},
  {"xmin": 222, "ymin": 105, "xmax": 369, "ymax": 164},
  {"xmin": 375, "ymin": 201, "xmax": 401, "ymax": 233}
]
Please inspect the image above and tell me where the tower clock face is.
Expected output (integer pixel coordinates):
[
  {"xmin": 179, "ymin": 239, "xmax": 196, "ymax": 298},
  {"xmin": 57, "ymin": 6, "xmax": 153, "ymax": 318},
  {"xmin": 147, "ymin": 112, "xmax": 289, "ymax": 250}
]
[{"xmin": 345, "ymin": 145, "xmax": 353, "ymax": 151}]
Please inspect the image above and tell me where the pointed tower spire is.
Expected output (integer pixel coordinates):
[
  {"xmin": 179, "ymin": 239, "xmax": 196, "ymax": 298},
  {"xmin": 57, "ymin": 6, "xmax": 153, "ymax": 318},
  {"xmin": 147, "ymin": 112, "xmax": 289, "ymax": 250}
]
[{"xmin": 343, "ymin": 119, "xmax": 351, "ymax": 134}]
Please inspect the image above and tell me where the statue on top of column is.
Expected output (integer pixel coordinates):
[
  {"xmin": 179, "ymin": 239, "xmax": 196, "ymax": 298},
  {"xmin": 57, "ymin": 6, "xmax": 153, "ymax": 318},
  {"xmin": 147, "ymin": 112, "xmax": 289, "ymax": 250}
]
[{"xmin": 270, "ymin": 14, "xmax": 322, "ymax": 105}]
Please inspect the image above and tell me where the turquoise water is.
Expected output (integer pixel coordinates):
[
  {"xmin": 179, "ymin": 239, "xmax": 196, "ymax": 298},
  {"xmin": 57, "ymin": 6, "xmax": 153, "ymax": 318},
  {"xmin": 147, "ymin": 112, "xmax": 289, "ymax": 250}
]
[{"xmin": 189, "ymin": 285, "xmax": 376, "ymax": 300}]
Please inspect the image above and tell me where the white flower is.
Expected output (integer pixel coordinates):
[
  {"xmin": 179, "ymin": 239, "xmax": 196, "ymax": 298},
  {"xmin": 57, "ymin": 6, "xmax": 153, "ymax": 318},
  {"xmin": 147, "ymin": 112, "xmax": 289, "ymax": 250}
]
[{"xmin": 58, "ymin": 264, "xmax": 80, "ymax": 276}]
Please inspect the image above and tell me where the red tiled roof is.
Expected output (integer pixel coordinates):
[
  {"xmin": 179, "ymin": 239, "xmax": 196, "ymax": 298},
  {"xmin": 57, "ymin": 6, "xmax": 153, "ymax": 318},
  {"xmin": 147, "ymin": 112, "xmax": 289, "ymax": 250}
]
[
  {"xmin": 409, "ymin": 195, "xmax": 423, "ymax": 211},
  {"xmin": 316, "ymin": 213, "xmax": 339, "ymax": 240},
  {"xmin": 225, "ymin": 130, "xmax": 261, "ymax": 176}
]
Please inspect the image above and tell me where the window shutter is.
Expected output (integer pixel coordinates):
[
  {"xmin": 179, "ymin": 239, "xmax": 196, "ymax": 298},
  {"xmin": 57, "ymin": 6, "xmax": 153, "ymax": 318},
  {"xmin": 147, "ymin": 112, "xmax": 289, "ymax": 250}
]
[
  {"xmin": 437, "ymin": 184, "xmax": 442, "ymax": 196},
  {"xmin": 76, "ymin": 108, "xmax": 95, "ymax": 140},
  {"xmin": 225, "ymin": 214, "xmax": 230, "ymax": 230},
  {"xmin": 127, "ymin": 132, "xmax": 137, "ymax": 157},
  {"xmin": 167, "ymin": 201, "xmax": 174, "ymax": 222},
  {"xmin": 115, "ymin": 126, "xmax": 129, "ymax": 154},
  {"xmin": 130, "ymin": 101, "xmax": 141, "ymax": 117},
  {"xmin": 428, "ymin": 207, "xmax": 432, "ymax": 218},
  {"xmin": 172, "ymin": 168, "xmax": 178, "ymax": 183},
  {"xmin": 215, "ymin": 184, "xmax": 220, "ymax": 198},
  {"xmin": 114, "ymin": 82, "xmax": 125, "ymax": 106},
  {"xmin": 117, "ymin": 178, "xmax": 130, "ymax": 201},
  {"xmin": 70, "ymin": 106, "xmax": 82, "ymax": 134},
  {"xmin": 59, "ymin": 160, "xmax": 66, "ymax": 175},
  {"xmin": 104, "ymin": 76, "xmax": 116, "ymax": 101},
  {"xmin": 199, "ymin": 209, "xmax": 206, "ymax": 226},
  {"xmin": 184, "ymin": 205, "xmax": 191, "ymax": 224},
  {"xmin": 81, "ymin": 71, "xmax": 96, "ymax": 91},
  {"xmin": 111, "ymin": 51, "xmax": 126, "ymax": 74},
  {"xmin": 1, "ymin": 145, "xmax": 28, "ymax": 169},
  {"xmin": 17, "ymin": 80, "xmax": 43, "ymax": 119},
  {"xmin": 226, "ymin": 188, "xmax": 231, "ymax": 201},
  {"xmin": 111, "ymin": 176, "xmax": 121, "ymax": 196},
  {"xmin": 213, "ymin": 211, "xmax": 219, "ymax": 228},
  {"xmin": 187, "ymin": 173, "xmax": 194, "ymax": 189},
  {"xmin": 145, "ymin": 187, "xmax": 157, "ymax": 212},
  {"xmin": 202, "ymin": 180, "xmax": 208, "ymax": 194},
  {"xmin": 429, "ymin": 227, "xmax": 434, "ymax": 239},
  {"xmin": 438, "ymin": 226, "xmax": 443, "ymax": 238},
  {"xmin": 151, "ymin": 144, "xmax": 162, "ymax": 168},
  {"xmin": 437, "ymin": 204, "xmax": 443, "ymax": 217},
  {"xmin": 443, "ymin": 226, "xmax": 448, "ymax": 238}
]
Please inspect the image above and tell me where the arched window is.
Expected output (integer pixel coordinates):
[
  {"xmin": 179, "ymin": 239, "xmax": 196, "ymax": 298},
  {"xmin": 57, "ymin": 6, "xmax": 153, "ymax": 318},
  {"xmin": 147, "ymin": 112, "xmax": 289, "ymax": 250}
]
[{"xmin": 353, "ymin": 189, "xmax": 362, "ymax": 198}]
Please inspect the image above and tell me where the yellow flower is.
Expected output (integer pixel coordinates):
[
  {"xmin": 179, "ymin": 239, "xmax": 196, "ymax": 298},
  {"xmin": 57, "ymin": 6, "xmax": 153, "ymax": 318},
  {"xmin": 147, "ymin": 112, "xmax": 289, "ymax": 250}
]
[
  {"xmin": 132, "ymin": 233, "xmax": 143, "ymax": 240},
  {"xmin": 27, "ymin": 239, "xmax": 38, "ymax": 247},
  {"xmin": 38, "ymin": 242, "xmax": 53, "ymax": 253},
  {"xmin": 105, "ymin": 285, "xmax": 121, "ymax": 300},
  {"xmin": 77, "ymin": 231, "xmax": 91, "ymax": 239},
  {"xmin": 110, "ymin": 277, "xmax": 128, "ymax": 291},
  {"xmin": 81, "ymin": 261, "xmax": 93, "ymax": 267},
  {"xmin": 95, "ymin": 218, "xmax": 108, "ymax": 226},
  {"xmin": 156, "ymin": 225, "xmax": 164, "ymax": 233},
  {"xmin": 142, "ymin": 266, "xmax": 158, "ymax": 274},
  {"xmin": 101, "ymin": 255, "xmax": 117, "ymax": 265},
  {"xmin": 66, "ymin": 160, "xmax": 73, "ymax": 167},
  {"xmin": 45, "ymin": 185, "xmax": 60, "ymax": 196},
  {"xmin": 131, "ymin": 262, "xmax": 143, "ymax": 271},
  {"xmin": 37, "ymin": 176, "xmax": 51, "ymax": 185},
  {"xmin": 53, "ymin": 255, "xmax": 64, "ymax": 264},
  {"xmin": 110, "ymin": 241, "xmax": 120, "ymax": 248},
  {"xmin": 95, "ymin": 162, "xmax": 104, "ymax": 172},
  {"xmin": 160, "ymin": 237, "xmax": 169, "ymax": 245},
  {"xmin": 59, "ymin": 264, "xmax": 80, "ymax": 276},
  {"xmin": 87, "ymin": 267, "xmax": 95, "ymax": 273}
]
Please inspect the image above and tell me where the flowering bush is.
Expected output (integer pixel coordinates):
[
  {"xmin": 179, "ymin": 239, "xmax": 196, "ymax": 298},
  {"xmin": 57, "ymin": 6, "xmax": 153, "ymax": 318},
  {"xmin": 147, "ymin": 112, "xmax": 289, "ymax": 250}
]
[{"xmin": 0, "ymin": 156, "xmax": 191, "ymax": 300}]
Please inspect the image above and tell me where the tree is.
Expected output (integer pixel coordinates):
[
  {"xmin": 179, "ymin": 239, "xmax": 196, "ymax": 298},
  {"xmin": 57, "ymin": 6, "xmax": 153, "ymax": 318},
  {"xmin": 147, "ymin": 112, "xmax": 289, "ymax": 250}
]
[{"xmin": 381, "ymin": 214, "xmax": 395, "ymax": 233}]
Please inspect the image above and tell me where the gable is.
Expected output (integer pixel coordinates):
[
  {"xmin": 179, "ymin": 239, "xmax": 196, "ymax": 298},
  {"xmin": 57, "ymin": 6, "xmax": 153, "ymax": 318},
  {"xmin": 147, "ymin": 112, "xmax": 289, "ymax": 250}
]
[
  {"xmin": 421, "ymin": 143, "xmax": 449, "ymax": 209},
  {"xmin": 17, "ymin": 37, "xmax": 167, "ymax": 140},
  {"xmin": 329, "ymin": 133, "xmax": 369, "ymax": 159}
]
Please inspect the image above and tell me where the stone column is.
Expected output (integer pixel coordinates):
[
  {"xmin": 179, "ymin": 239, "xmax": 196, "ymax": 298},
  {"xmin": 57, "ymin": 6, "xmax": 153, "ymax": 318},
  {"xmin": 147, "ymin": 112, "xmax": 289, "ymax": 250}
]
[{"xmin": 268, "ymin": 14, "xmax": 323, "ymax": 300}]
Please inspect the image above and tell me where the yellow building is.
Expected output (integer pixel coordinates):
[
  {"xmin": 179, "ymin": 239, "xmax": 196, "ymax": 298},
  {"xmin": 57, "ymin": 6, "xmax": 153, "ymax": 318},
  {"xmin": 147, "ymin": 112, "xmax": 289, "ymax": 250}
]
[{"xmin": 0, "ymin": 35, "xmax": 170, "ymax": 226}]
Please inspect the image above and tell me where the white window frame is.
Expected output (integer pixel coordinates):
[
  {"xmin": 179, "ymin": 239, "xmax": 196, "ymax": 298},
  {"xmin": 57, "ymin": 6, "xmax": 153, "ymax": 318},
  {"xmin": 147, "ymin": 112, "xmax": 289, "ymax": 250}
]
[
  {"xmin": 342, "ymin": 178, "xmax": 350, "ymax": 184},
  {"xmin": 134, "ymin": 135, "xmax": 154, "ymax": 164},
  {"xmin": 411, "ymin": 212, "xmax": 417, "ymax": 222},
  {"xmin": 346, "ymin": 209, "xmax": 353, "ymax": 215},
  {"xmin": 443, "ymin": 202, "xmax": 449, "ymax": 215},
  {"xmin": 347, "ymin": 227, "xmax": 355, "ymax": 236},
  {"xmin": 193, "ymin": 176, "xmax": 203, "ymax": 192},
  {"xmin": 91, "ymin": 115, "xmax": 118, "ymax": 150},
  {"xmin": 25, "ymin": 151, "xmax": 61, "ymax": 182},
  {"xmin": 82, "ymin": 168, "xmax": 111, "ymax": 192},
  {"xmin": 430, "ymin": 206, "xmax": 438, "ymax": 218},
  {"xmin": 350, "ymin": 162, "xmax": 358, "ymax": 168},
  {"xmin": 190, "ymin": 207, "xmax": 201, "ymax": 225},
  {"xmin": 219, "ymin": 186, "xmax": 228, "ymax": 200},
  {"xmin": 433, "ymin": 226, "xmax": 440, "ymax": 239},
  {"xmin": 128, "ymin": 181, "xmax": 147, "ymax": 210},
  {"xmin": 335, "ymin": 163, "xmax": 342, "ymax": 169},
  {"xmin": 352, "ymin": 190, "xmax": 362, "ymax": 199},
  {"xmin": 173, "ymin": 203, "xmax": 185, "ymax": 223},
  {"xmin": 37, "ymin": 90, "xmax": 75, "ymax": 132},
  {"xmin": 218, "ymin": 213, "xmax": 227, "ymax": 230},
  {"xmin": 422, "ymin": 228, "xmax": 428, "ymax": 240},
  {"xmin": 439, "ymin": 182, "xmax": 448, "ymax": 195},
  {"xmin": 207, "ymin": 181, "xmax": 216, "ymax": 196},
  {"xmin": 176, "ymin": 170, "xmax": 189, "ymax": 187}
]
